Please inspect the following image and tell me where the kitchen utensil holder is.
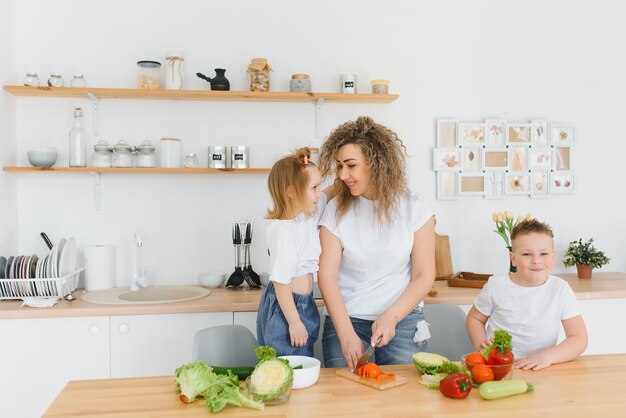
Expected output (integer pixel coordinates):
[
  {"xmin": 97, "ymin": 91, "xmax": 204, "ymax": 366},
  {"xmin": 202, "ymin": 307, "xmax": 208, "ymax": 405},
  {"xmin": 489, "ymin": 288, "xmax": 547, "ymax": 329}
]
[{"xmin": 0, "ymin": 268, "xmax": 83, "ymax": 300}]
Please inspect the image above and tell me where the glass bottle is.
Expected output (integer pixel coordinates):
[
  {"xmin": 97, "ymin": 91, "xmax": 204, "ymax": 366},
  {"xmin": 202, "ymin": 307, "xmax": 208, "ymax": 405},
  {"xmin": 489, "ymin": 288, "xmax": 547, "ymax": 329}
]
[
  {"xmin": 69, "ymin": 107, "xmax": 87, "ymax": 167},
  {"xmin": 183, "ymin": 152, "xmax": 199, "ymax": 168},
  {"xmin": 48, "ymin": 73, "xmax": 64, "ymax": 87},
  {"xmin": 71, "ymin": 74, "xmax": 86, "ymax": 88},
  {"xmin": 165, "ymin": 51, "xmax": 184, "ymax": 90},
  {"xmin": 24, "ymin": 73, "xmax": 40, "ymax": 86}
]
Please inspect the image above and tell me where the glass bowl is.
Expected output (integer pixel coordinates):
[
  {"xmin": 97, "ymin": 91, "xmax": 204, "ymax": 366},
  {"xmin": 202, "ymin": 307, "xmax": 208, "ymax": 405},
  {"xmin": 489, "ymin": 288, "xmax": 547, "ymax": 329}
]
[
  {"xmin": 462, "ymin": 353, "xmax": 513, "ymax": 382},
  {"xmin": 244, "ymin": 376, "xmax": 292, "ymax": 405}
]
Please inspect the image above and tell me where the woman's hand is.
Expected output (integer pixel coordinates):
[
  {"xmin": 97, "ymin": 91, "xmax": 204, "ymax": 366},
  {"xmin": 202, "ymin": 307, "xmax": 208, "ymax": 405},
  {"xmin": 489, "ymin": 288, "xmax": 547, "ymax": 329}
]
[
  {"xmin": 371, "ymin": 312, "xmax": 397, "ymax": 347},
  {"xmin": 288, "ymin": 320, "xmax": 309, "ymax": 347},
  {"xmin": 341, "ymin": 331, "xmax": 366, "ymax": 372}
]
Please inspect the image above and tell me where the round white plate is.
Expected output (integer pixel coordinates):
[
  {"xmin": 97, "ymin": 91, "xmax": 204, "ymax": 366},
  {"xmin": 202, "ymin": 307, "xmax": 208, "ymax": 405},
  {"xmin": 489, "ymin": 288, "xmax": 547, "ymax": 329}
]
[
  {"xmin": 58, "ymin": 237, "xmax": 76, "ymax": 277},
  {"xmin": 47, "ymin": 246, "xmax": 57, "ymax": 279}
]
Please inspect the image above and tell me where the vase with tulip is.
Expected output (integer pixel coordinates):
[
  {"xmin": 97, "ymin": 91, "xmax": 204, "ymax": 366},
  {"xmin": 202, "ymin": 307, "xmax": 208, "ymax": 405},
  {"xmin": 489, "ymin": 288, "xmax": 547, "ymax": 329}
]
[{"xmin": 491, "ymin": 211, "xmax": 533, "ymax": 273}]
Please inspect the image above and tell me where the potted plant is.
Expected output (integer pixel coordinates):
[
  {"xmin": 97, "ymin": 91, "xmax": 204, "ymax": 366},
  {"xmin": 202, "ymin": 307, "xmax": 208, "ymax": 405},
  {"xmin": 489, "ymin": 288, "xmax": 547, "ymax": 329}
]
[{"xmin": 563, "ymin": 238, "xmax": 610, "ymax": 279}]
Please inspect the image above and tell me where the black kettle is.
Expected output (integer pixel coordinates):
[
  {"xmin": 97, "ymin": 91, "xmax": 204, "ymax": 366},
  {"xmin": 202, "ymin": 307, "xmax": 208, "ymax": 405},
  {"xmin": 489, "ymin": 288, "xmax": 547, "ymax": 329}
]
[{"xmin": 196, "ymin": 68, "xmax": 230, "ymax": 91}]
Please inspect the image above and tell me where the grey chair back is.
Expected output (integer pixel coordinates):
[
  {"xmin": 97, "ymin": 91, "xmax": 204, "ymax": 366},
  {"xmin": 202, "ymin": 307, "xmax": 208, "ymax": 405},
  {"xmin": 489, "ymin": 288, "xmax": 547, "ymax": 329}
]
[
  {"xmin": 423, "ymin": 304, "xmax": 475, "ymax": 361},
  {"xmin": 192, "ymin": 324, "xmax": 258, "ymax": 367}
]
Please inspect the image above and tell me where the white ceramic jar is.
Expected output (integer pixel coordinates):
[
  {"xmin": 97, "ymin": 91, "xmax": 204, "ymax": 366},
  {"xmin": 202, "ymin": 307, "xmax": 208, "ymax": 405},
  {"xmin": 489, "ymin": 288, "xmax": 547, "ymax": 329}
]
[
  {"xmin": 160, "ymin": 138, "xmax": 182, "ymax": 168},
  {"xmin": 165, "ymin": 51, "xmax": 184, "ymax": 90},
  {"xmin": 208, "ymin": 145, "xmax": 230, "ymax": 168},
  {"xmin": 231, "ymin": 146, "xmax": 249, "ymax": 169}
]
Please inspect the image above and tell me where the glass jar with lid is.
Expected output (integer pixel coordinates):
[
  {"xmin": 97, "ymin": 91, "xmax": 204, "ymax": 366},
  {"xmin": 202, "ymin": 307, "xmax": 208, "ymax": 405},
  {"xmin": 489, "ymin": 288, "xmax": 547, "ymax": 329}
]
[
  {"xmin": 92, "ymin": 140, "xmax": 113, "ymax": 167},
  {"xmin": 71, "ymin": 74, "xmax": 86, "ymax": 88},
  {"xmin": 183, "ymin": 152, "xmax": 199, "ymax": 168},
  {"xmin": 24, "ymin": 73, "xmax": 40, "ymax": 86},
  {"xmin": 48, "ymin": 73, "xmax": 64, "ymax": 87},
  {"xmin": 112, "ymin": 140, "xmax": 134, "ymax": 168},
  {"xmin": 137, "ymin": 60, "xmax": 161, "ymax": 89},
  {"xmin": 134, "ymin": 140, "xmax": 157, "ymax": 168}
]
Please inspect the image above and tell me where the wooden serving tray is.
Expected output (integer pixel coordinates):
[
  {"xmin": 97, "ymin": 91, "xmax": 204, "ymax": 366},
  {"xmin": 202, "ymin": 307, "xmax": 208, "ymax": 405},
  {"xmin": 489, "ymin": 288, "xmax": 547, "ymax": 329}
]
[
  {"xmin": 336, "ymin": 368, "xmax": 407, "ymax": 390},
  {"xmin": 447, "ymin": 272, "xmax": 492, "ymax": 289}
]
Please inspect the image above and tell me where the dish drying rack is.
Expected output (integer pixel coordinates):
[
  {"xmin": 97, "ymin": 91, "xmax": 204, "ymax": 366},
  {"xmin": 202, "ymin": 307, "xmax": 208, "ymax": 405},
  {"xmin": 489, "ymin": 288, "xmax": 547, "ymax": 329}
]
[{"xmin": 0, "ymin": 269, "xmax": 82, "ymax": 300}]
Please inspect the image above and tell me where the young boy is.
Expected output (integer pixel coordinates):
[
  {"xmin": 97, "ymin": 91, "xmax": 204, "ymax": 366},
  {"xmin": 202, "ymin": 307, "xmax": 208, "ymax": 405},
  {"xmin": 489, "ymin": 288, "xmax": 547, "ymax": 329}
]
[{"xmin": 466, "ymin": 219, "xmax": 588, "ymax": 370}]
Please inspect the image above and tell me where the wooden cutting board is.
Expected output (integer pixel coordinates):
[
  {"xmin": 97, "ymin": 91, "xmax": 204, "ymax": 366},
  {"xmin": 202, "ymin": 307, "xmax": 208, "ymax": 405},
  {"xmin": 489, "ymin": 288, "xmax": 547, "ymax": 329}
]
[
  {"xmin": 435, "ymin": 232, "xmax": 453, "ymax": 280},
  {"xmin": 336, "ymin": 368, "xmax": 408, "ymax": 390}
]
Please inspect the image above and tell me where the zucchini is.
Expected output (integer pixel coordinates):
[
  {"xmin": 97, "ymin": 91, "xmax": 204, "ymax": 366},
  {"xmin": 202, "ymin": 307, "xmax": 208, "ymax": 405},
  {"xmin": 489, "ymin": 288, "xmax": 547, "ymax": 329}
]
[
  {"xmin": 211, "ymin": 366, "xmax": 255, "ymax": 380},
  {"xmin": 479, "ymin": 380, "xmax": 534, "ymax": 400}
]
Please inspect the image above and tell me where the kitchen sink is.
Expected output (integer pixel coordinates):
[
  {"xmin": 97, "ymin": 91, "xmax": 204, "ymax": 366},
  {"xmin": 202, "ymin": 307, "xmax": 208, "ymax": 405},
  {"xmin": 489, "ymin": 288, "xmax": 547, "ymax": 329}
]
[{"xmin": 80, "ymin": 285, "xmax": 210, "ymax": 305}]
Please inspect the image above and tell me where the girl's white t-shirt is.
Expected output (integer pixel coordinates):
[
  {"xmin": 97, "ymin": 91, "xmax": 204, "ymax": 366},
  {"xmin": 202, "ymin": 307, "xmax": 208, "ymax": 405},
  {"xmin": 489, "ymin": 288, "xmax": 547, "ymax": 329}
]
[
  {"xmin": 474, "ymin": 273, "xmax": 580, "ymax": 358},
  {"xmin": 319, "ymin": 193, "xmax": 434, "ymax": 320},
  {"xmin": 266, "ymin": 193, "xmax": 327, "ymax": 285}
]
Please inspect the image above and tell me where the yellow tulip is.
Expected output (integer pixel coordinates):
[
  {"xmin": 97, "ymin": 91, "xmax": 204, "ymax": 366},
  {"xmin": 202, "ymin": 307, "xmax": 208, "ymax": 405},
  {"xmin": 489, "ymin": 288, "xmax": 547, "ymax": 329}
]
[
  {"xmin": 516, "ymin": 215, "xmax": 524, "ymax": 224},
  {"xmin": 525, "ymin": 213, "xmax": 533, "ymax": 221},
  {"xmin": 505, "ymin": 211, "xmax": 513, "ymax": 219},
  {"xmin": 492, "ymin": 213, "xmax": 498, "ymax": 222}
]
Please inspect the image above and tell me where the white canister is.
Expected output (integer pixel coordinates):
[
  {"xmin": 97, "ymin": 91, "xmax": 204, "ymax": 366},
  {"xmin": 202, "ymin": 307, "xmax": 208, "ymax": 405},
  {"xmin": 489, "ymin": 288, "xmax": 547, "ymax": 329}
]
[
  {"xmin": 160, "ymin": 138, "xmax": 182, "ymax": 168},
  {"xmin": 83, "ymin": 245, "xmax": 115, "ymax": 291},
  {"xmin": 165, "ymin": 51, "xmax": 184, "ymax": 90},
  {"xmin": 208, "ymin": 145, "xmax": 230, "ymax": 168},
  {"xmin": 231, "ymin": 146, "xmax": 249, "ymax": 169},
  {"xmin": 340, "ymin": 74, "xmax": 357, "ymax": 94}
]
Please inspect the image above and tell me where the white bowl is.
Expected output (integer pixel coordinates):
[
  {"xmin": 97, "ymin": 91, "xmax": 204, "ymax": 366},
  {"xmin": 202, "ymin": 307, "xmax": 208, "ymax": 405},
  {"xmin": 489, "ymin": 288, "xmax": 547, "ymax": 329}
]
[
  {"xmin": 279, "ymin": 355, "xmax": 321, "ymax": 389},
  {"xmin": 198, "ymin": 272, "xmax": 226, "ymax": 288},
  {"xmin": 27, "ymin": 148, "xmax": 58, "ymax": 167}
]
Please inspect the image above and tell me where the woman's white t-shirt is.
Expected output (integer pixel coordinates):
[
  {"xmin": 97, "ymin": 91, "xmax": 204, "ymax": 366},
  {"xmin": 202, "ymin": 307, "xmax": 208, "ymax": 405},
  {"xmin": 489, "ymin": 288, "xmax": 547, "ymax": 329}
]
[
  {"xmin": 319, "ymin": 193, "xmax": 434, "ymax": 320},
  {"xmin": 266, "ymin": 193, "xmax": 327, "ymax": 285},
  {"xmin": 474, "ymin": 273, "xmax": 580, "ymax": 358}
]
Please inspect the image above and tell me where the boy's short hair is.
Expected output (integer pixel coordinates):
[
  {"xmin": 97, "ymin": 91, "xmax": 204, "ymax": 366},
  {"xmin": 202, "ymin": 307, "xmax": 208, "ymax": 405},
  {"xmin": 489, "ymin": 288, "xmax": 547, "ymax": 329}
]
[{"xmin": 511, "ymin": 218, "xmax": 554, "ymax": 241}]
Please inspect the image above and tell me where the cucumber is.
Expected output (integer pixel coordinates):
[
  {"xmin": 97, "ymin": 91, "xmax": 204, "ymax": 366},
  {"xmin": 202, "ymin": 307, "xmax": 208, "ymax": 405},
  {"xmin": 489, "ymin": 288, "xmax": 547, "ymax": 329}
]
[
  {"xmin": 479, "ymin": 380, "xmax": 534, "ymax": 400},
  {"xmin": 211, "ymin": 366, "xmax": 255, "ymax": 380}
]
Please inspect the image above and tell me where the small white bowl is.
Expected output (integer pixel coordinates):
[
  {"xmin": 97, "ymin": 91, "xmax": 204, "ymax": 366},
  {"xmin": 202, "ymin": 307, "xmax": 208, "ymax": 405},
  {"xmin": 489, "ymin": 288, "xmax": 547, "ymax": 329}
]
[
  {"xmin": 198, "ymin": 272, "xmax": 227, "ymax": 288},
  {"xmin": 279, "ymin": 355, "xmax": 321, "ymax": 389},
  {"xmin": 27, "ymin": 147, "xmax": 58, "ymax": 167}
]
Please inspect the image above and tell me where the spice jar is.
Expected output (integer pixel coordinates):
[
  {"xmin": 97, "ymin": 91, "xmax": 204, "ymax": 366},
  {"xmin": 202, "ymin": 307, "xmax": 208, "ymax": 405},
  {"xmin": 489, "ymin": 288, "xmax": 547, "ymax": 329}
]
[
  {"xmin": 340, "ymin": 74, "xmax": 357, "ymax": 94},
  {"xmin": 165, "ymin": 51, "xmax": 184, "ymax": 90},
  {"xmin": 247, "ymin": 58, "xmax": 272, "ymax": 92},
  {"xmin": 48, "ymin": 73, "xmax": 64, "ymax": 87},
  {"xmin": 112, "ymin": 140, "xmax": 134, "ymax": 167},
  {"xmin": 137, "ymin": 60, "xmax": 161, "ymax": 89},
  {"xmin": 183, "ymin": 153, "xmax": 199, "ymax": 168},
  {"xmin": 290, "ymin": 74, "xmax": 311, "ymax": 92},
  {"xmin": 71, "ymin": 74, "xmax": 86, "ymax": 88},
  {"xmin": 134, "ymin": 140, "xmax": 157, "ymax": 168},
  {"xmin": 92, "ymin": 140, "xmax": 113, "ymax": 167},
  {"xmin": 24, "ymin": 73, "xmax": 40, "ymax": 86},
  {"xmin": 370, "ymin": 79, "xmax": 390, "ymax": 94}
]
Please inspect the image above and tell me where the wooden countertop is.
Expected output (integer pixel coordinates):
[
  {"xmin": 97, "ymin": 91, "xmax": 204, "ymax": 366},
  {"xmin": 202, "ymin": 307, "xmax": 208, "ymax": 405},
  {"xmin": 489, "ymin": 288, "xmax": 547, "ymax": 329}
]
[
  {"xmin": 44, "ymin": 354, "xmax": 626, "ymax": 417},
  {"xmin": 2, "ymin": 272, "xmax": 625, "ymax": 320}
]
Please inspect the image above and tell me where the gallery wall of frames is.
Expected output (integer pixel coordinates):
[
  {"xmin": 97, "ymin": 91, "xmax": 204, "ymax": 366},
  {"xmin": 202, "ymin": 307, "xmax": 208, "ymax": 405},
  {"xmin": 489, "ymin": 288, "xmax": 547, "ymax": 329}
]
[{"xmin": 433, "ymin": 118, "xmax": 575, "ymax": 200}]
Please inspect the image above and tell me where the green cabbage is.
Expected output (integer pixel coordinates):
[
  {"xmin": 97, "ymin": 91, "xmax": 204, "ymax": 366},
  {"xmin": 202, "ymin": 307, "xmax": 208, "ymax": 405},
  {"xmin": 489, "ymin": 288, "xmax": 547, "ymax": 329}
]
[
  {"xmin": 174, "ymin": 360, "xmax": 215, "ymax": 403},
  {"xmin": 249, "ymin": 358, "xmax": 293, "ymax": 401},
  {"xmin": 412, "ymin": 352, "xmax": 449, "ymax": 375}
]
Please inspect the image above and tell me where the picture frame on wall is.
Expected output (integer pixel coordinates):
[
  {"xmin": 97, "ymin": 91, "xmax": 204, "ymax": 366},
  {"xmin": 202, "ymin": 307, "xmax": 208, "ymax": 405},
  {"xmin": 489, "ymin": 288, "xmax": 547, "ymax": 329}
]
[
  {"xmin": 529, "ymin": 148, "xmax": 552, "ymax": 170},
  {"xmin": 432, "ymin": 148, "xmax": 461, "ymax": 171},
  {"xmin": 458, "ymin": 174, "xmax": 485, "ymax": 195},
  {"xmin": 482, "ymin": 148, "xmax": 509, "ymax": 171},
  {"xmin": 508, "ymin": 146, "xmax": 528, "ymax": 172},
  {"xmin": 506, "ymin": 123, "xmax": 532, "ymax": 144},
  {"xmin": 553, "ymin": 147, "xmax": 571, "ymax": 171},
  {"xmin": 505, "ymin": 174, "xmax": 531, "ymax": 195},
  {"xmin": 484, "ymin": 171, "xmax": 505, "ymax": 199},
  {"xmin": 460, "ymin": 146, "xmax": 482, "ymax": 172},
  {"xmin": 531, "ymin": 119, "xmax": 550, "ymax": 147},
  {"xmin": 485, "ymin": 119, "xmax": 506, "ymax": 146},
  {"xmin": 551, "ymin": 124, "xmax": 575, "ymax": 146},
  {"xmin": 458, "ymin": 123, "xmax": 486, "ymax": 146},
  {"xmin": 530, "ymin": 171, "xmax": 550, "ymax": 198},
  {"xmin": 436, "ymin": 119, "xmax": 458, "ymax": 147},
  {"xmin": 437, "ymin": 172, "xmax": 458, "ymax": 200},
  {"xmin": 550, "ymin": 172, "xmax": 575, "ymax": 194}
]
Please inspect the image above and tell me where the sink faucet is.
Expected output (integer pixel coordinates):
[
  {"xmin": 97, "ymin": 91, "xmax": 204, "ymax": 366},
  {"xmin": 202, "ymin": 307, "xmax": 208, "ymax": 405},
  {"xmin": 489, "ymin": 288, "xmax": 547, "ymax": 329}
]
[{"xmin": 130, "ymin": 231, "xmax": 149, "ymax": 291}]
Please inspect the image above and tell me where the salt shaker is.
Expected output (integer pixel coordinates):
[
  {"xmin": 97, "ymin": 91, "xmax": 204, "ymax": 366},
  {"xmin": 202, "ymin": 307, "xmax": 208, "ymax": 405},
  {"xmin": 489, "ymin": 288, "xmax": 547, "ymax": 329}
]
[
  {"xmin": 183, "ymin": 153, "xmax": 199, "ymax": 168},
  {"xmin": 71, "ymin": 74, "xmax": 87, "ymax": 88},
  {"xmin": 24, "ymin": 73, "xmax": 40, "ymax": 86},
  {"xmin": 48, "ymin": 73, "xmax": 64, "ymax": 87}
]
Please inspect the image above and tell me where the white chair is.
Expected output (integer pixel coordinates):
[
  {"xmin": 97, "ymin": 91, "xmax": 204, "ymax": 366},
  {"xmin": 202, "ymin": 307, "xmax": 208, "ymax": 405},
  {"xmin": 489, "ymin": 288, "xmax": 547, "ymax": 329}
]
[
  {"xmin": 192, "ymin": 325, "xmax": 258, "ymax": 367},
  {"xmin": 423, "ymin": 304, "xmax": 475, "ymax": 361}
]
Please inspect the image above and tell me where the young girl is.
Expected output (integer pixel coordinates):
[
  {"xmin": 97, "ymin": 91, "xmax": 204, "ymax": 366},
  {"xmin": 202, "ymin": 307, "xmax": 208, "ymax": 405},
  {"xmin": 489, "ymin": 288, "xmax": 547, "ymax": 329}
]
[{"xmin": 256, "ymin": 147, "xmax": 334, "ymax": 356}]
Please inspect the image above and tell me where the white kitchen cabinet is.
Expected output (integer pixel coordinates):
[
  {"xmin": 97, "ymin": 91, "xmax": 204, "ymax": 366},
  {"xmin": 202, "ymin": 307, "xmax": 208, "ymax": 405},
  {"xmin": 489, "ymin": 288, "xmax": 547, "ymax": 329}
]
[
  {"xmin": 110, "ymin": 312, "xmax": 232, "ymax": 378},
  {"xmin": 0, "ymin": 316, "xmax": 110, "ymax": 418}
]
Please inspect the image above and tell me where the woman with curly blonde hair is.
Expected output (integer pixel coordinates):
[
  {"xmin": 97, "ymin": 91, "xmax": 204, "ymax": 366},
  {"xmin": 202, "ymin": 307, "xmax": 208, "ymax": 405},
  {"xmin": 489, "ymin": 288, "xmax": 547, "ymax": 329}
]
[{"xmin": 317, "ymin": 116, "xmax": 436, "ymax": 369}]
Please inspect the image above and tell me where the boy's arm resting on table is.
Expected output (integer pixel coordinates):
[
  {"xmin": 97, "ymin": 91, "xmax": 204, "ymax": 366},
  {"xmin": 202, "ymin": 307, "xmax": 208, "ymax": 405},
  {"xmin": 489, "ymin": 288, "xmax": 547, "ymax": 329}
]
[
  {"xmin": 515, "ymin": 315, "xmax": 588, "ymax": 371},
  {"xmin": 273, "ymin": 282, "xmax": 308, "ymax": 348},
  {"xmin": 372, "ymin": 216, "xmax": 436, "ymax": 348},
  {"xmin": 466, "ymin": 305, "xmax": 491, "ymax": 351},
  {"xmin": 318, "ymin": 226, "xmax": 363, "ymax": 371}
]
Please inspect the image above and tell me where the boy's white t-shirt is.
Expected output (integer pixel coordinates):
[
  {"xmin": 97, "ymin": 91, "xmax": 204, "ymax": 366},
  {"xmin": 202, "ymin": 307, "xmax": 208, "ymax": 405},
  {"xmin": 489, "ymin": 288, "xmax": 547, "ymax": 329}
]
[
  {"xmin": 319, "ymin": 193, "xmax": 434, "ymax": 320},
  {"xmin": 266, "ymin": 193, "xmax": 327, "ymax": 285},
  {"xmin": 474, "ymin": 273, "xmax": 580, "ymax": 358}
]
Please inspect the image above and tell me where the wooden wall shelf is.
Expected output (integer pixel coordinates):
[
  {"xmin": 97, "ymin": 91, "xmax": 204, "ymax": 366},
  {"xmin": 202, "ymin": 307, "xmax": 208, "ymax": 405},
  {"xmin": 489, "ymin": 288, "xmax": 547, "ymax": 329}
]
[
  {"xmin": 3, "ymin": 166, "xmax": 271, "ymax": 174},
  {"xmin": 3, "ymin": 85, "xmax": 399, "ymax": 103}
]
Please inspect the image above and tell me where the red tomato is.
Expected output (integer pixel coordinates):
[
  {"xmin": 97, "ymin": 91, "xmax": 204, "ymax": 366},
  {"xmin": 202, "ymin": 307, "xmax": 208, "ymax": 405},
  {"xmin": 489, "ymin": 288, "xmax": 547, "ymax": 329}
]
[
  {"xmin": 465, "ymin": 352, "xmax": 487, "ymax": 369},
  {"xmin": 471, "ymin": 364, "xmax": 495, "ymax": 384},
  {"xmin": 495, "ymin": 349, "xmax": 514, "ymax": 365}
]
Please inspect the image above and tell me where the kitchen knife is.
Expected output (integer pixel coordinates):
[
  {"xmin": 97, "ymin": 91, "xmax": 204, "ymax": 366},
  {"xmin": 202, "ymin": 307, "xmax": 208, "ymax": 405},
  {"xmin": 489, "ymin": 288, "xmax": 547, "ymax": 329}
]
[{"xmin": 354, "ymin": 335, "xmax": 383, "ymax": 372}]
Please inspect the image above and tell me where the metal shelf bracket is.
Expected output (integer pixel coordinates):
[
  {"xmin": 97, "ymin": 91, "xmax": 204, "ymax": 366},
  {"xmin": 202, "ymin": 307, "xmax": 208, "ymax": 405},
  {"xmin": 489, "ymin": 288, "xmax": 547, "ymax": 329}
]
[
  {"xmin": 87, "ymin": 92, "xmax": 100, "ymax": 137},
  {"xmin": 315, "ymin": 98, "xmax": 324, "ymax": 141},
  {"xmin": 91, "ymin": 172, "xmax": 101, "ymax": 211}
]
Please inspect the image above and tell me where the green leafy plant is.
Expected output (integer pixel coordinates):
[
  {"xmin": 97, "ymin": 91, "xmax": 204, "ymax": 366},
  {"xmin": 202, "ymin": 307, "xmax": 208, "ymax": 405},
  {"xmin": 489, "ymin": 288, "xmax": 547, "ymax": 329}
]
[{"xmin": 563, "ymin": 238, "xmax": 610, "ymax": 268}]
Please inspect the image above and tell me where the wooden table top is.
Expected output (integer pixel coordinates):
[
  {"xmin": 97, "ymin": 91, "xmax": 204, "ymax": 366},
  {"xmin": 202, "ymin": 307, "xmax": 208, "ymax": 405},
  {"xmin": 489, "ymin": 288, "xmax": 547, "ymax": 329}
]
[{"xmin": 45, "ymin": 354, "xmax": 626, "ymax": 417}]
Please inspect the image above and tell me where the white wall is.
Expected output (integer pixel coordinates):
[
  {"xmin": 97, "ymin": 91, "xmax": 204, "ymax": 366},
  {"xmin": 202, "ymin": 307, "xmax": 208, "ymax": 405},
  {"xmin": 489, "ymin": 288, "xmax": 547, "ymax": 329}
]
[
  {"xmin": 10, "ymin": 0, "xmax": 626, "ymax": 286},
  {"xmin": 0, "ymin": 0, "xmax": 17, "ymax": 257}
]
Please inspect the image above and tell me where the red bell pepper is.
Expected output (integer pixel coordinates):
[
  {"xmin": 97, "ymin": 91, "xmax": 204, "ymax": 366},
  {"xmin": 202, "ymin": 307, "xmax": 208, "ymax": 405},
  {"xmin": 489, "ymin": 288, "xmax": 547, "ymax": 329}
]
[{"xmin": 439, "ymin": 373, "xmax": 471, "ymax": 399}]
